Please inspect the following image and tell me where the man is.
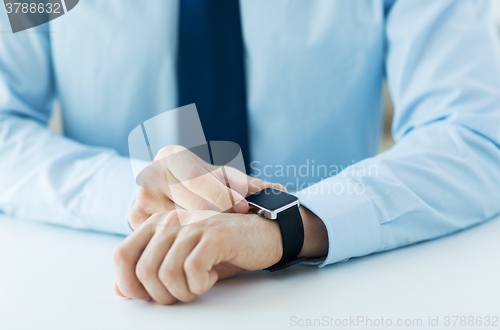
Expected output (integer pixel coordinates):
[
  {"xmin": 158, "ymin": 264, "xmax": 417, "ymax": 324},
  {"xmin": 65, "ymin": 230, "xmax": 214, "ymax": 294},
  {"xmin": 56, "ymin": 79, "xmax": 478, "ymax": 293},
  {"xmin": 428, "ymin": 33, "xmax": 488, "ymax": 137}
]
[{"xmin": 1, "ymin": 0, "xmax": 500, "ymax": 305}]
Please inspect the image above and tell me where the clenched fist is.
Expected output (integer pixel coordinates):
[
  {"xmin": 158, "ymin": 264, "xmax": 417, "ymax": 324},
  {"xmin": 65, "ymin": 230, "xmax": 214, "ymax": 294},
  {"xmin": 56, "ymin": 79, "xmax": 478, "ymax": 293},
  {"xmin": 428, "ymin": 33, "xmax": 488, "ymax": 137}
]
[{"xmin": 113, "ymin": 209, "xmax": 283, "ymax": 304}]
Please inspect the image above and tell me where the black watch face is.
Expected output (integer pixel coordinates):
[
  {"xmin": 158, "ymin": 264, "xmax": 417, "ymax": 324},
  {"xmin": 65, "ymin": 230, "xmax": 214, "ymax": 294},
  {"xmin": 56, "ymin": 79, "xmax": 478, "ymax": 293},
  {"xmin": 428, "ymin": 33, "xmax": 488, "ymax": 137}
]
[{"xmin": 246, "ymin": 188, "xmax": 298, "ymax": 211}]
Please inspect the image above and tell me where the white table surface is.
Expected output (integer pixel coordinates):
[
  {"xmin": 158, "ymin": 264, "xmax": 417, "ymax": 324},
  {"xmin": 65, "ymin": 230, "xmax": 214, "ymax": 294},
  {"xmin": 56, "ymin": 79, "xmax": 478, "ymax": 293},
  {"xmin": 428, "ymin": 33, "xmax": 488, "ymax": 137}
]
[{"xmin": 1, "ymin": 214, "xmax": 499, "ymax": 330}]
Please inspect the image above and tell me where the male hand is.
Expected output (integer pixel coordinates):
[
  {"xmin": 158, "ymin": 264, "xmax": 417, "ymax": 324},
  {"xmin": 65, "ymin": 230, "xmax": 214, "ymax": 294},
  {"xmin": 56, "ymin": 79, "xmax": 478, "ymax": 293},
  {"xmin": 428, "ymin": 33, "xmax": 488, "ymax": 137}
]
[
  {"xmin": 128, "ymin": 145, "xmax": 286, "ymax": 230},
  {"xmin": 113, "ymin": 209, "xmax": 283, "ymax": 305},
  {"xmin": 116, "ymin": 145, "xmax": 328, "ymax": 304}
]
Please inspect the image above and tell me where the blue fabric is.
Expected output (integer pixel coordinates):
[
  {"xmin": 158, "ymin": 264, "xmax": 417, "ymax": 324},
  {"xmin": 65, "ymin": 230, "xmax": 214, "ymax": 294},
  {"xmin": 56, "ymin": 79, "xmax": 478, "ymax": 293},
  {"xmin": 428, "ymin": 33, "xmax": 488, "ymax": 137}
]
[
  {"xmin": 0, "ymin": 0, "xmax": 500, "ymax": 266},
  {"xmin": 177, "ymin": 0, "xmax": 249, "ymax": 169}
]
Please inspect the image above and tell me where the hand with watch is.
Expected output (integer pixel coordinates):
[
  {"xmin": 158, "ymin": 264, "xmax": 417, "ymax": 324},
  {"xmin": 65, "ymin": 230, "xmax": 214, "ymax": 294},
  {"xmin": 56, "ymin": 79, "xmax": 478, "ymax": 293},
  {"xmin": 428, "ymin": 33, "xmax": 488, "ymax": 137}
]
[
  {"xmin": 115, "ymin": 146, "xmax": 328, "ymax": 304},
  {"xmin": 114, "ymin": 188, "xmax": 327, "ymax": 305},
  {"xmin": 246, "ymin": 188, "xmax": 308, "ymax": 271}
]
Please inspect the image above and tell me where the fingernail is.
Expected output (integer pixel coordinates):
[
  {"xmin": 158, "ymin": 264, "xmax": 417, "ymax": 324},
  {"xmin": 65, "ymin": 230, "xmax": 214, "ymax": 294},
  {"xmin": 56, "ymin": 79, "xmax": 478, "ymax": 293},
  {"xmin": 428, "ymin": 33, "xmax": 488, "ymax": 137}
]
[{"xmin": 234, "ymin": 201, "xmax": 247, "ymax": 213}]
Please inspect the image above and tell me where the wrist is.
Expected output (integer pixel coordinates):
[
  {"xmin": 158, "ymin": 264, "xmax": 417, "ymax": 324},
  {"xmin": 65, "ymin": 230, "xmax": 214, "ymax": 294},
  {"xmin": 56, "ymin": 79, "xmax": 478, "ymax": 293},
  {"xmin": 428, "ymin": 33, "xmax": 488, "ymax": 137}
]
[
  {"xmin": 297, "ymin": 206, "xmax": 328, "ymax": 258},
  {"xmin": 248, "ymin": 213, "xmax": 283, "ymax": 267}
]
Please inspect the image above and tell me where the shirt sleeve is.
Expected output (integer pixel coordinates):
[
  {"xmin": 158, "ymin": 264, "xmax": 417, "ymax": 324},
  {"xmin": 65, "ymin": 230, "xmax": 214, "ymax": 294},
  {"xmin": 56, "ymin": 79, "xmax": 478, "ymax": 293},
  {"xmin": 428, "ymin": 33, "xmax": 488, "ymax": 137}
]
[
  {"xmin": 294, "ymin": 0, "xmax": 500, "ymax": 266},
  {"xmin": 0, "ymin": 21, "xmax": 136, "ymax": 235}
]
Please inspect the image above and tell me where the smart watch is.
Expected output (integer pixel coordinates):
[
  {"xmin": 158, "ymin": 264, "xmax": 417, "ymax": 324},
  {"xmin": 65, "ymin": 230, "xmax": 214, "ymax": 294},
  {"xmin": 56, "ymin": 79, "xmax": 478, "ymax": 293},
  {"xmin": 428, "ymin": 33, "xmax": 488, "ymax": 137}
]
[{"xmin": 246, "ymin": 188, "xmax": 306, "ymax": 271}]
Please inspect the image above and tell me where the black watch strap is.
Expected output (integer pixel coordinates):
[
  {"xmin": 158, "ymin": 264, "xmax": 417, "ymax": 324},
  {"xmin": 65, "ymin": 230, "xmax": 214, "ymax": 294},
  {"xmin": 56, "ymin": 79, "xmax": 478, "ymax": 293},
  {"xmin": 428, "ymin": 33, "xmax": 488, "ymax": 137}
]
[{"xmin": 265, "ymin": 204, "xmax": 306, "ymax": 272}]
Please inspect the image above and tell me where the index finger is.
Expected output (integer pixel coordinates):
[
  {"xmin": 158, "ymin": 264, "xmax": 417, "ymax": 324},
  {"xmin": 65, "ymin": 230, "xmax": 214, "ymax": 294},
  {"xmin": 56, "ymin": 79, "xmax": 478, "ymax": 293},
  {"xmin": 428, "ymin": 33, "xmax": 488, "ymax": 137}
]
[
  {"xmin": 160, "ymin": 147, "xmax": 249, "ymax": 213},
  {"xmin": 112, "ymin": 213, "xmax": 175, "ymax": 300}
]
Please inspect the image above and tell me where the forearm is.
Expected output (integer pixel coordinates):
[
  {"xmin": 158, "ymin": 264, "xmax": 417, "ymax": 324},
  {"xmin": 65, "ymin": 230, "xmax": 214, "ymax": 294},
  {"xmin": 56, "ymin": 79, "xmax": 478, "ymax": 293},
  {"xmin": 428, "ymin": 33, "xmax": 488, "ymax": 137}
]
[
  {"xmin": 295, "ymin": 121, "xmax": 500, "ymax": 266},
  {"xmin": 0, "ymin": 116, "xmax": 137, "ymax": 235}
]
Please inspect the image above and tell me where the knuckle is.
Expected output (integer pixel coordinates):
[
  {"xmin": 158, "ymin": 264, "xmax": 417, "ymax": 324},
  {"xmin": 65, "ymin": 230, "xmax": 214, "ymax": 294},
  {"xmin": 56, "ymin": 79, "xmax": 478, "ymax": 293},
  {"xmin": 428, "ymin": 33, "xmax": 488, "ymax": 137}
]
[
  {"xmin": 155, "ymin": 219, "xmax": 174, "ymax": 235},
  {"xmin": 135, "ymin": 263, "xmax": 154, "ymax": 282},
  {"xmin": 128, "ymin": 206, "xmax": 140, "ymax": 219},
  {"xmin": 128, "ymin": 218, "xmax": 140, "ymax": 232},
  {"xmin": 158, "ymin": 267, "xmax": 176, "ymax": 286},
  {"xmin": 135, "ymin": 188, "xmax": 153, "ymax": 203},
  {"xmin": 156, "ymin": 211, "xmax": 182, "ymax": 233},
  {"xmin": 184, "ymin": 258, "xmax": 199, "ymax": 275},
  {"xmin": 150, "ymin": 211, "xmax": 169, "ymax": 222},
  {"xmin": 144, "ymin": 212, "xmax": 166, "ymax": 229},
  {"xmin": 137, "ymin": 162, "xmax": 165, "ymax": 188},
  {"xmin": 164, "ymin": 211, "xmax": 180, "ymax": 225},
  {"xmin": 128, "ymin": 210, "xmax": 146, "ymax": 230},
  {"xmin": 112, "ymin": 245, "xmax": 130, "ymax": 265},
  {"xmin": 158, "ymin": 145, "xmax": 185, "ymax": 158}
]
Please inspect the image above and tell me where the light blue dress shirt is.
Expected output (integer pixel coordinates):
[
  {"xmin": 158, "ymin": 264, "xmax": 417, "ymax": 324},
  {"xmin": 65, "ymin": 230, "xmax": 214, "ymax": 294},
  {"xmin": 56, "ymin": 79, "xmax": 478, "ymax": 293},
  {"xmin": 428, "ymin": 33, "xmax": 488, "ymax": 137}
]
[{"xmin": 1, "ymin": 0, "xmax": 500, "ymax": 267}]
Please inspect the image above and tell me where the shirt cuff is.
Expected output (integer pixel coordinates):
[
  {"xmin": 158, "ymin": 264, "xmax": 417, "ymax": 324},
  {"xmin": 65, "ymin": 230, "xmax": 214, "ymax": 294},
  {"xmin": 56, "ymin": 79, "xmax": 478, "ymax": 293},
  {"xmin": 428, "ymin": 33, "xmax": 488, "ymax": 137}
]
[
  {"xmin": 293, "ymin": 175, "xmax": 381, "ymax": 267},
  {"xmin": 80, "ymin": 155, "xmax": 138, "ymax": 236}
]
